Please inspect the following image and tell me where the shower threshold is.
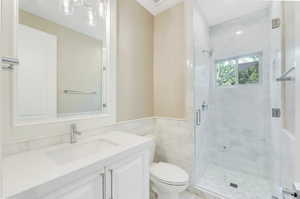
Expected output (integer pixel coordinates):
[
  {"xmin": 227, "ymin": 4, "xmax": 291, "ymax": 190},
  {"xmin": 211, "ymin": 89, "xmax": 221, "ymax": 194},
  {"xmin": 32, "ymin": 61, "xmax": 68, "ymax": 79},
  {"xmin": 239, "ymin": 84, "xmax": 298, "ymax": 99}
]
[{"xmin": 193, "ymin": 164, "xmax": 272, "ymax": 199}]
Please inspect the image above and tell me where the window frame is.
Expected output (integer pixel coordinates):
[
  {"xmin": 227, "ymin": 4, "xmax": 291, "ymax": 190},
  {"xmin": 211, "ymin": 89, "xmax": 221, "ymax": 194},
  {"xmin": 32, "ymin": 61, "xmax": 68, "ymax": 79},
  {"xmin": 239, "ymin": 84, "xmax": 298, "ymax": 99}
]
[{"xmin": 215, "ymin": 52, "xmax": 263, "ymax": 88}]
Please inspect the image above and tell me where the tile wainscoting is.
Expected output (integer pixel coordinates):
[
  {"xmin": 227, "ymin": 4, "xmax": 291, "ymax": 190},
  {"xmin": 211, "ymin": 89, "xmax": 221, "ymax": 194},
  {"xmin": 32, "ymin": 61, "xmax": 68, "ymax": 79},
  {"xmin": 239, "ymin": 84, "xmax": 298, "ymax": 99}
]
[{"xmin": 154, "ymin": 117, "xmax": 193, "ymax": 175}]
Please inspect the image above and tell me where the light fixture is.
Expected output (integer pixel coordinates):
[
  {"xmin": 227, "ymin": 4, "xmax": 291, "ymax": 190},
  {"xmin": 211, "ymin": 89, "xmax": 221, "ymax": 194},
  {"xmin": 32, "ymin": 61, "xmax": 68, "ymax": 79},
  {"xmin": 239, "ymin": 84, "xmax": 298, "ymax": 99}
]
[
  {"xmin": 87, "ymin": 7, "xmax": 96, "ymax": 26},
  {"xmin": 98, "ymin": 0, "xmax": 105, "ymax": 18},
  {"xmin": 60, "ymin": 0, "xmax": 105, "ymax": 26},
  {"xmin": 235, "ymin": 30, "xmax": 244, "ymax": 35},
  {"xmin": 61, "ymin": 0, "xmax": 74, "ymax": 15}
]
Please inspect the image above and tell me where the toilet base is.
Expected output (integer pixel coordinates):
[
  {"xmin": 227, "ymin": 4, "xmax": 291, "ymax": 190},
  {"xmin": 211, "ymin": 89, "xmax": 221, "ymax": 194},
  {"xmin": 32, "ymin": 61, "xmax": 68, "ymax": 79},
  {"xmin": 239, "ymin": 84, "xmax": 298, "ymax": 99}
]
[
  {"xmin": 152, "ymin": 186, "xmax": 181, "ymax": 199},
  {"xmin": 157, "ymin": 192, "xmax": 179, "ymax": 199}
]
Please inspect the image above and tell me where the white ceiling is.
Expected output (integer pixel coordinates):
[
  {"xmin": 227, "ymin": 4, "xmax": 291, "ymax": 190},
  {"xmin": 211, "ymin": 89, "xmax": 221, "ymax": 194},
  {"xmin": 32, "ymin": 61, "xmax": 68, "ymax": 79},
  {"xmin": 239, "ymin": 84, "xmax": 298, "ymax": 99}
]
[
  {"xmin": 136, "ymin": 0, "xmax": 183, "ymax": 15},
  {"xmin": 21, "ymin": 0, "xmax": 271, "ymax": 38},
  {"xmin": 197, "ymin": 0, "xmax": 271, "ymax": 26},
  {"xmin": 136, "ymin": 0, "xmax": 270, "ymax": 26},
  {"xmin": 20, "ymin": 0, "xmax": 105, "ymax": 40}
]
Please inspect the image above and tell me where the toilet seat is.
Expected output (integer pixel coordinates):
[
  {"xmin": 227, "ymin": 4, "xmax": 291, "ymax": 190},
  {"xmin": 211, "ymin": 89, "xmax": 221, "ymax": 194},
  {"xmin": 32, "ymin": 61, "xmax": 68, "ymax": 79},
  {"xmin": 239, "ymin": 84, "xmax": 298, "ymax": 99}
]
[{"xmin": 150, "ymin": 162, "xmax": 189, "ymax": 186}]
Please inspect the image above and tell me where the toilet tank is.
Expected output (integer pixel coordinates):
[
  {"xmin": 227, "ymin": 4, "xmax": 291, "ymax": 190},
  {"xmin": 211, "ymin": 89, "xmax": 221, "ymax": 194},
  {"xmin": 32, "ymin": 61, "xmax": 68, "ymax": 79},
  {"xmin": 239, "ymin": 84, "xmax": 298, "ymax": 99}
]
[{"xmin": 145, "ymin": 134, "xmax": 156, "ymax": 164}]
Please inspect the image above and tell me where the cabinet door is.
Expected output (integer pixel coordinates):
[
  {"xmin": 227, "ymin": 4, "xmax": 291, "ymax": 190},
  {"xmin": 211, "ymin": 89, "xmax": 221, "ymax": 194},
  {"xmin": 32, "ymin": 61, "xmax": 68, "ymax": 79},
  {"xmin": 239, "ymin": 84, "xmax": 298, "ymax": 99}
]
[
  {"xmin": 108, "ymin": 155, "xmax": 149, "ymax": 199},
  {"xmin": 43, "ymin": 172, "xmax": 105, "ymax": 199}
]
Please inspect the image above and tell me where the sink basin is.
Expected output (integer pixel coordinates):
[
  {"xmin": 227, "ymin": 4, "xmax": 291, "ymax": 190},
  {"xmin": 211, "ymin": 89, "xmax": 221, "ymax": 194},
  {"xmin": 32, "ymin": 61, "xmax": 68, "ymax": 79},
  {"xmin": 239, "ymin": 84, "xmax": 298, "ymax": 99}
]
[{"xmin": 46, "ymin": 139, "xmax": 119, "ymax": 165}]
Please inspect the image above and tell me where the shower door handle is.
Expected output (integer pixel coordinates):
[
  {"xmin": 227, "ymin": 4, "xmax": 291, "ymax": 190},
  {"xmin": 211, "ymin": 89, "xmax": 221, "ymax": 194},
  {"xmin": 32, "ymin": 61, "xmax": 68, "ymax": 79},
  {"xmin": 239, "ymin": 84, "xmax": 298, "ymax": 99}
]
[{"xmin": 195, "ymin": 109, "xmax": 201, "ymax": 126}]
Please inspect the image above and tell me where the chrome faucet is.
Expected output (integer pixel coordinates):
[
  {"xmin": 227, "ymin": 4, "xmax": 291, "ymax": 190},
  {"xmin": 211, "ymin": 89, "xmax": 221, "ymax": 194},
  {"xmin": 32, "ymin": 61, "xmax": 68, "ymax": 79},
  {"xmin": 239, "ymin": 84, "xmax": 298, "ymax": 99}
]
[{"xmin": 70, "ymin": 124, "xmax": 82, "ymax": 144}]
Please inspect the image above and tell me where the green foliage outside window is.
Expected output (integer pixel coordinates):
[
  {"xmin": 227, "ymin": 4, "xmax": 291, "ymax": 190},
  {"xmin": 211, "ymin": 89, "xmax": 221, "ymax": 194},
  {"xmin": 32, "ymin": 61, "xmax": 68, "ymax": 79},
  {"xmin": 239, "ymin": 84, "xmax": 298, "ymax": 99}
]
[
  {"xmin": 216, "ymin": 60, "xmax": 237, "ymax": 86},
  {"xmin": 238, "ymin": 62, "xmax": 259, "ymax": 84},
  {"xmin": 216, "ymin": 54, "xmax": 260, "ymax": 87}
]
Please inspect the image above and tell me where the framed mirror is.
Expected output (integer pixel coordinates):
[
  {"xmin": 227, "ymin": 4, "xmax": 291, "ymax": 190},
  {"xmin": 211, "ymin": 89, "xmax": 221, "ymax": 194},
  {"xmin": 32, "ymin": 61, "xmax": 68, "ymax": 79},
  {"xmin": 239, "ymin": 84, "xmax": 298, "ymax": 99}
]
[{"xmin": 15, "ymin": 0, "xmax": 114, "ymax": 125}]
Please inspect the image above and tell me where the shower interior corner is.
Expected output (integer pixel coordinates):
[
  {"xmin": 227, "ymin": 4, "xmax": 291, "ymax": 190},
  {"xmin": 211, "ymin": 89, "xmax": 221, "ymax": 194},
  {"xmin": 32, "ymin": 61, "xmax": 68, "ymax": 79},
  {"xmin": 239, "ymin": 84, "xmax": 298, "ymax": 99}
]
[{"xmin": 191, "ymin": 3, "xmax": 283, "ymax": 199}]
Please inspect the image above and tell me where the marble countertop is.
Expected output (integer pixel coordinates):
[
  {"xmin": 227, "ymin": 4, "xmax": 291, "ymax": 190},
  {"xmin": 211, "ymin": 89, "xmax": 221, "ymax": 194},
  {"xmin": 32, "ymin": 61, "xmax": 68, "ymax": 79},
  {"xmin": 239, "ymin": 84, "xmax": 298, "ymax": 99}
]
[{"xmin": 3, "ymin": 131, "xmax": 153, "ymax": 198}]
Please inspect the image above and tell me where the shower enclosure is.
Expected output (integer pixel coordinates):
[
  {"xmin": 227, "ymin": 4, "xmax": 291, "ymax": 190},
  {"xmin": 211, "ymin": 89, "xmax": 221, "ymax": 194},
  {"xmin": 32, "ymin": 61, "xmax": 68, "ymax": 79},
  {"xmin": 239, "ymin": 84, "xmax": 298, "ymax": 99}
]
[{"xmin": 191, "ymin": 1, "xmax": 296, "ymax": 199}]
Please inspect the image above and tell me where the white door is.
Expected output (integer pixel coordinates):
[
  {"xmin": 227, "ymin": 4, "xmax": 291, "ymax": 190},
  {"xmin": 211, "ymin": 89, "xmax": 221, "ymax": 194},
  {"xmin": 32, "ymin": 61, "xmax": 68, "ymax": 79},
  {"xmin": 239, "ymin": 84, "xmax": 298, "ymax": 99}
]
[
  {"xmin": 42, "ymin": 172, "xmax": 105, "ymax": 199},
  {"xmin": 108, "ymin": 155, "xmax": 148, "ymax": 199}
]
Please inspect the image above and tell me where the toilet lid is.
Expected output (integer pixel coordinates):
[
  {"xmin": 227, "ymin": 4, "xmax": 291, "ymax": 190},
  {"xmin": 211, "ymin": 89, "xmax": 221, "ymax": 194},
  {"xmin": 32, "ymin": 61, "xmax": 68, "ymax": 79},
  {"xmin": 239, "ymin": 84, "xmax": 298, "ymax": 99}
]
[{"xmin": 150, "ymin": 162, "xmax": 189, "ymax": 185}]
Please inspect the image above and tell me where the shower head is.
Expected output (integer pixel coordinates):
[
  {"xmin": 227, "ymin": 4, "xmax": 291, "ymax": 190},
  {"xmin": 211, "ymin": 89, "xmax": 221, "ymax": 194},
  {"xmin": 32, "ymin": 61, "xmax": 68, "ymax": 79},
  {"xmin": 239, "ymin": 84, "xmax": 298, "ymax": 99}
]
[{"xmin": 202, "ymin": 49, "xmax": 213, "ymax": 57}]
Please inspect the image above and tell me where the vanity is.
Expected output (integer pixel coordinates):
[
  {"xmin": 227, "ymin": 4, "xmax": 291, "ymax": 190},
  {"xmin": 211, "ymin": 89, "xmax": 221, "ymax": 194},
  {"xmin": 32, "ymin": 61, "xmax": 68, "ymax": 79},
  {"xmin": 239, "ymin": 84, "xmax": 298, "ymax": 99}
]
[{"xmin": 3, "ymin": 132, "xmax": 152, "ymax": 199}]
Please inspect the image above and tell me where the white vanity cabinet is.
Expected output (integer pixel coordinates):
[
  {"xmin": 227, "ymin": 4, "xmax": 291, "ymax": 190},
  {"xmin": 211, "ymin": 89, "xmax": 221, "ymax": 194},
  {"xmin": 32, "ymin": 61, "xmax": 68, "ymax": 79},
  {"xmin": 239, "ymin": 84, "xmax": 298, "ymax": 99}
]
[
  {"xmin": 8, "ymin": 150, "xmax": 150, "ymax": 199},
  {"xmin": 42, "ymin": 154, "xmax": 148, "ymax": 199},
  {"xmin": 43, "ymin": 171, "xmax": 106, "ymax": 199},
  {"xmin": 108, "ymin": 155, "xmax": 149, "ymax": 199}
]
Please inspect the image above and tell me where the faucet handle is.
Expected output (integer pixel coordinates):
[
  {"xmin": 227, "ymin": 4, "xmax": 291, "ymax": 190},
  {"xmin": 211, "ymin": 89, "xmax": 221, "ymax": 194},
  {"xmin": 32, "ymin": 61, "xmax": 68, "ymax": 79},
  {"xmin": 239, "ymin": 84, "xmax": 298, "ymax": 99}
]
[
  {"xmin": 71, "ymin": 124, "xmax": 82, "ymax": 135},
  {"xmin": 70, "ymin": 123, "xmax": 82, "ymax": 144},
  {"xmin": 70, "ymin": 123, "xmax": 77, "ymax": 130}
]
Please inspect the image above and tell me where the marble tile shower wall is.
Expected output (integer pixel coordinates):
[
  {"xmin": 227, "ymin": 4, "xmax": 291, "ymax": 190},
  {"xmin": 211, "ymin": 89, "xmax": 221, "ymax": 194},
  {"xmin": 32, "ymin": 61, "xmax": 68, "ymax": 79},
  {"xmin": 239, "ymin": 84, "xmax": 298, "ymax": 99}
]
[
  {"xmin": 209, "ymin": 9, "xmax": 271, "ymax": 178},
  {"xmin": 209, "ymin": 87, "xmax": 270, "ymax": 177}
]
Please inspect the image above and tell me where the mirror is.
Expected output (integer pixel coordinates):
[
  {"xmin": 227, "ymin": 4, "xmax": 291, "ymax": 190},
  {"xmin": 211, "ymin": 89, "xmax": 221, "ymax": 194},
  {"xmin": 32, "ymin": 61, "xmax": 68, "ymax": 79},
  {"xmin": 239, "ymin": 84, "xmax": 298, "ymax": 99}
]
[{"xmin": 16, "ymin": 0, "xmax": 108, "ymax": 123}]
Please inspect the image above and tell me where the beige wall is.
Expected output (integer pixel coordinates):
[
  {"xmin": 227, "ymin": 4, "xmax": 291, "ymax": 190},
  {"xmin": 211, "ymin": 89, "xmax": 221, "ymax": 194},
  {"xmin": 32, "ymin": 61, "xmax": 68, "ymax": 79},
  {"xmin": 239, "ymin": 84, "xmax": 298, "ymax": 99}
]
[
  {"xmin": 117, "ymin": 0, "xmax": 154, "ymax": 121},
  {"xmin": 19, "ymin": 10, "xmax": 103, "ymax": 114},
  {"xmin": 153, "ymin": 3, "xmax": 185, "ymax": 118}
]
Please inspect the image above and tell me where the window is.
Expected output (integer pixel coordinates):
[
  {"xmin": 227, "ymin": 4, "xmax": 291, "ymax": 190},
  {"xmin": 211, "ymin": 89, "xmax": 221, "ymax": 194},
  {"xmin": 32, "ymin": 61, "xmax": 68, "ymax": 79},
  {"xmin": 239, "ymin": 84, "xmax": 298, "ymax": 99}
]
[{"xmin": 216, "ymin": 53, "xmax": 261, "ymax": 87}]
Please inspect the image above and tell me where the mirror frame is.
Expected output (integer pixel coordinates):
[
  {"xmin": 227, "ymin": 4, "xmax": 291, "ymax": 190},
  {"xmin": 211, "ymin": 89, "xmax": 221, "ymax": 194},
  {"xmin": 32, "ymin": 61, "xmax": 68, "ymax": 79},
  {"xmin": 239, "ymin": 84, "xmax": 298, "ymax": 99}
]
[{"xmin": 8, "ymin": 0, "xmax": 117, "ymax": 140}]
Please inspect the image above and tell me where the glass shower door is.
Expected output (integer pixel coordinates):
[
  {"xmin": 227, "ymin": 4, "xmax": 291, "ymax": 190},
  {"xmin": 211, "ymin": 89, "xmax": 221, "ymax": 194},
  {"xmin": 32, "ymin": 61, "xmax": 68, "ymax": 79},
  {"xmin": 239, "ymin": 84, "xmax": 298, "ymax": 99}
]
[
  {"xmin": 192, "ymin": 5, "xmax": 275, "ymax": 199},
  {"xmin": 190, "ymin": 0, "xmax": 211, "ymax": 188},
  {"xmin": 191, "ymin": 1, "xmax": 298, "ymax": 199}
]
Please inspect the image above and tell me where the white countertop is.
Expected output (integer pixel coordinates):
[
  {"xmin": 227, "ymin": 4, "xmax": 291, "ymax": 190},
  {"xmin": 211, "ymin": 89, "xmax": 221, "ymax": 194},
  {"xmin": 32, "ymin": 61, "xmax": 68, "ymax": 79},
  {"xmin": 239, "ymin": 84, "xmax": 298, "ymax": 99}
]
[{"xmin": 3, "ymin": 131, "xmax": 153, "ymax": 198}]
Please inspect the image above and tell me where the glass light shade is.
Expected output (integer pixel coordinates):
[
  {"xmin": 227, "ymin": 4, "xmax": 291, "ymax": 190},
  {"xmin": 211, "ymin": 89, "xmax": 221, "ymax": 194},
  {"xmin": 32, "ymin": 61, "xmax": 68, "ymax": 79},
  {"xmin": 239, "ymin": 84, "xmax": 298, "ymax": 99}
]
[
  {"xmin": 87, "ymin": 7, "xmax": 96, "ymax": 26},
  {"xmin": 60, "ymin": 0, "xmax": 74, "ymax": 15},
  {"xmin": 98, "ymin": 0, "xmax": 105, "ymax": 18}
]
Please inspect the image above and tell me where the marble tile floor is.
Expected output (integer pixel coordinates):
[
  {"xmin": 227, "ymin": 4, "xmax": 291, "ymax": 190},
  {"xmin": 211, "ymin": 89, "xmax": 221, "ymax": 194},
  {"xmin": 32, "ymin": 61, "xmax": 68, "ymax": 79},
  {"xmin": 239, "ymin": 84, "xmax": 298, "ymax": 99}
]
[
  {"xmin": 150, "ymin": 190, "xmax": 205, "ymax": 199},
  {"xmin": 180, "ymin": 191, "xmax": 206, "ymax": 199},
  {"xmin": 196, "ymin": 164, "xmax": 272, "ymax": 199}
]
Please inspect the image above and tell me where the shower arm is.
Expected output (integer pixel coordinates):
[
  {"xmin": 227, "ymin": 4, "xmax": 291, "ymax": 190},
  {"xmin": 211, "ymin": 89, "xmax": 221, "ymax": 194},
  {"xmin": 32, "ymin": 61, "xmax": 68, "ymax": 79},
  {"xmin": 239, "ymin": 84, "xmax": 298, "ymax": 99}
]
[{"xmin": 276, "ymin": 67, "xmax": 295, "ymax": 81}]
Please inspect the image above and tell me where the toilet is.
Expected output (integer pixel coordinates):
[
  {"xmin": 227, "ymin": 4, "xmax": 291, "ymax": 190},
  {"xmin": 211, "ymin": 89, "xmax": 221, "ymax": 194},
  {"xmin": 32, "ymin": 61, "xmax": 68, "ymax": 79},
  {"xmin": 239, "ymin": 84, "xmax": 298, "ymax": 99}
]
[{"xmin": 146, "ymin": 135, "xmax": 189, "ymax": 199}]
